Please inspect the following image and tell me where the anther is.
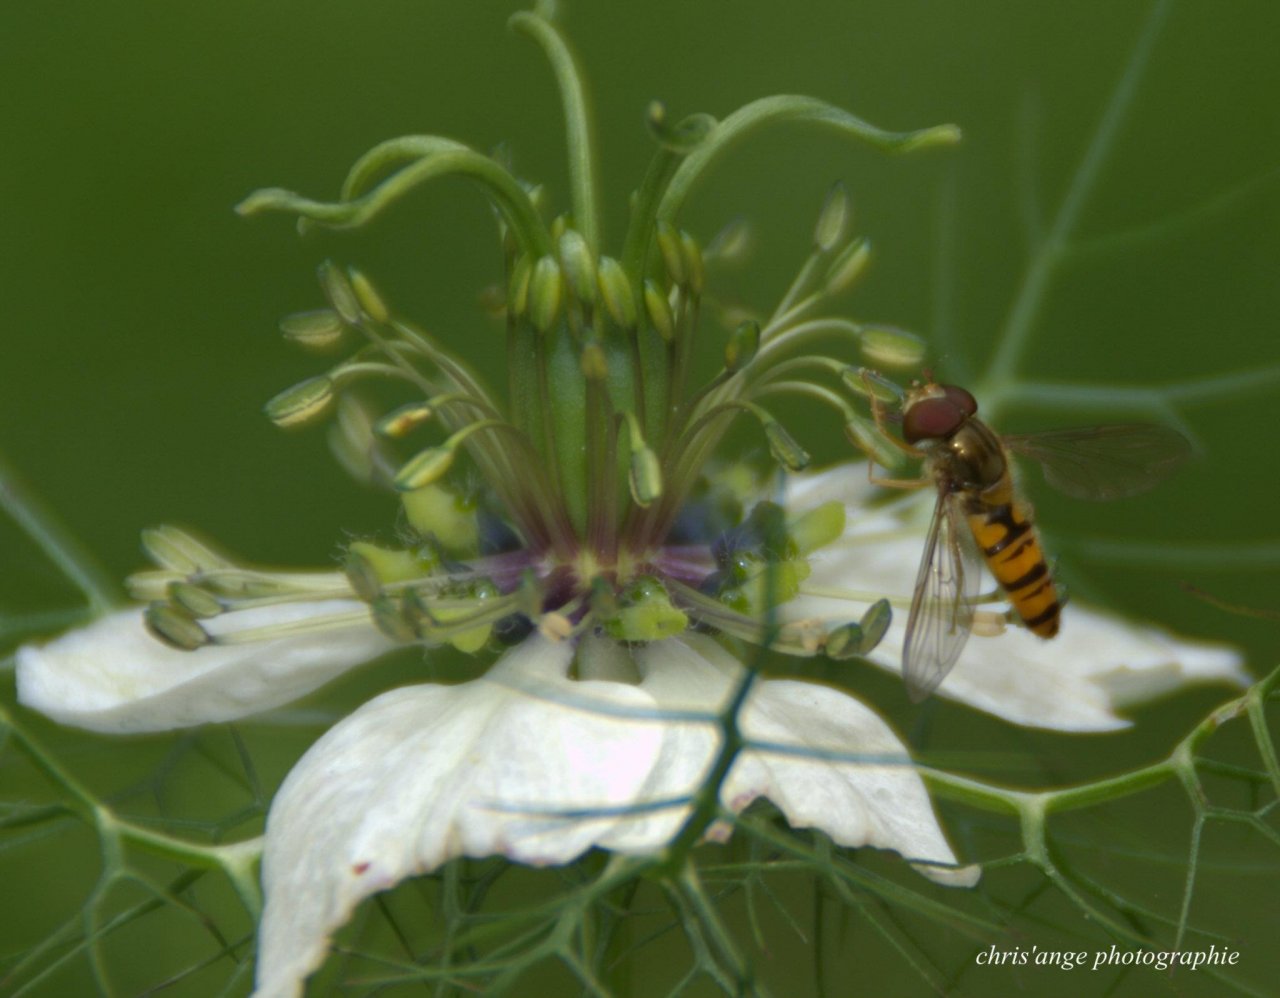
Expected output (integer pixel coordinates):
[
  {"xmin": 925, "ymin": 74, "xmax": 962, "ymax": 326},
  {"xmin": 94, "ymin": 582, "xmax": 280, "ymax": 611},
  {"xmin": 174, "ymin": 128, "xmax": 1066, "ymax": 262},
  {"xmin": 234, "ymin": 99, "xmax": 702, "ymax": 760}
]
[
  {"xmin": 558, "ymin": 230, "xmax": 597, "ymax": 303},
  {"xmin": 348, "ymin": 268, "xmax": 391, "ymax": 324},
  {"xmin": 528, "ymin": 255, "xmax": 564, "ymax": 333},
  {"xmin": 265, "ymin": 376, "xmax": 336, "ymax": 429},
  {"xmin": 596, "ymin": 257, "xmax": 636, "ymax": 328},
  {"xmin": 814, "ymin": 181, "xmax": 850, "ymax": 253},
  {"xmin": 823, "ymin": 237, "xmax": 871, "ymax": 296},
  {"xmin": 279, "ymin": 310, "xmax": 344, "ymax": 350},
  {"xmin": 318, "ymin": 260, "xmax": 361, "ymax": 324},
  {"xmin": 145, "ymin": 602, "xmax": 210, "ymax": 651},
  {"xmin": 643, "ymin": 279, "xmax": 675, "ymax": 341}
]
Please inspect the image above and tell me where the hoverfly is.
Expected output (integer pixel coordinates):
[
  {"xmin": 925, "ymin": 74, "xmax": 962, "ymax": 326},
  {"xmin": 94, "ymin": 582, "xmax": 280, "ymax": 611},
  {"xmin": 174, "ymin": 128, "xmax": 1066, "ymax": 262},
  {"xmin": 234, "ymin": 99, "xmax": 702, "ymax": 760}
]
[{"xmin": 871, "ymin": 378, "xmax": 1191, "ymax": 702}]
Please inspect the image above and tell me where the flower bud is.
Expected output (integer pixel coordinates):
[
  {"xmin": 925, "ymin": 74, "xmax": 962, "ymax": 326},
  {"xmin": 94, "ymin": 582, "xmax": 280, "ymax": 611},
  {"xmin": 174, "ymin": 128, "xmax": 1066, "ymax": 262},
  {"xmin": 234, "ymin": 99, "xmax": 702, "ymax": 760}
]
[{"xmin": 264, "ymin": 376, "xmax": 335, "ymax": 429}]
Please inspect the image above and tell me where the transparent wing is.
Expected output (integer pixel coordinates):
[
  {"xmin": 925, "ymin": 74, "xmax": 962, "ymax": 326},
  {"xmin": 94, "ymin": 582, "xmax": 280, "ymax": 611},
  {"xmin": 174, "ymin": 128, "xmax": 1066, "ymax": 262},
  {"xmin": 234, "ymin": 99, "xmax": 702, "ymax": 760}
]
[
  {"xmin": 903, "ymin": 487, "xmax": 982, "ymax": 703},
  {"xmin": 1003, "ymin": 424, "xmax": 1191, "ymax": 502}
]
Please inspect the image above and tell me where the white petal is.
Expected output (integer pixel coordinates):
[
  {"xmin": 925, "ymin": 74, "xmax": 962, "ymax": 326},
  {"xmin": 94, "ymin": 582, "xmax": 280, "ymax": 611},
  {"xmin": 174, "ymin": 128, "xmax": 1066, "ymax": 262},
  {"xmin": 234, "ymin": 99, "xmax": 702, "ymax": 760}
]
[
  {"xmin": 254, "ymin": 635, "xmax": 666, "ymax": 998},
  {"xmin": 629, "ymin": 636, "xmax": 978, "ymax": 887},
  {"xmin": 788, "ymin": 471, "xmax": 1248, "ymax": 730},
  {"xmin": 16, "ymin": 603, "xmax": 395, "ymax": 733}
]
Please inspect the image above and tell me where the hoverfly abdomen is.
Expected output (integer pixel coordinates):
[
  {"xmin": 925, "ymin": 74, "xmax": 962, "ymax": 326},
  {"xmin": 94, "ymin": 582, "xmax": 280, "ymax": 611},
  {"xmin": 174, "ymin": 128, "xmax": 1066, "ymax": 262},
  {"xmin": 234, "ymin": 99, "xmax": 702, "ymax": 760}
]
[{"xmin": 965, "ymin": 498, "xmax": 1061, "ymax": 638}]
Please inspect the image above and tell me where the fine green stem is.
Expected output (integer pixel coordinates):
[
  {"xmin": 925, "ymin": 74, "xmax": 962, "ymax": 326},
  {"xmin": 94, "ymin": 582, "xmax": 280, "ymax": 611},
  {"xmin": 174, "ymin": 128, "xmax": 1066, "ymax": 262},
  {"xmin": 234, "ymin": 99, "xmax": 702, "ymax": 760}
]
[
  {"xmin": 0, "ymin": 449, "xmax": 121, "ymax": 613},
  {"xmin": 980, "ymin": 0, "xmax": 1172, "ymax": 395}
]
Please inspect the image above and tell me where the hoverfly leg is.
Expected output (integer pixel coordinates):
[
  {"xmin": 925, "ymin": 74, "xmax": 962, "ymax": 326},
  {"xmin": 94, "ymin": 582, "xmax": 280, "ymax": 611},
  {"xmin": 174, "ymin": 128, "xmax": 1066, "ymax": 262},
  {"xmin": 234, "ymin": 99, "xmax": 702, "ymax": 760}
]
[
  {"xmin": 867, "ymin": 467, "xmax": 932, "ymax": 491},
  {"xmin": 861, "ymin": 369, "xmax": 924, "ymax": 459}
]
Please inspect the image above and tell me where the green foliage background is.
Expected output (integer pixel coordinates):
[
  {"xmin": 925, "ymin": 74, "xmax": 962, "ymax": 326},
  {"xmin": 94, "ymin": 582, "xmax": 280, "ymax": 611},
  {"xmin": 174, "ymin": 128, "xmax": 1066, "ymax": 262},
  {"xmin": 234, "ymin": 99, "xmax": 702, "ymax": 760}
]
[{"xmin": 2, "ymin": 1, "xmax": 1278, "ymax": 995}]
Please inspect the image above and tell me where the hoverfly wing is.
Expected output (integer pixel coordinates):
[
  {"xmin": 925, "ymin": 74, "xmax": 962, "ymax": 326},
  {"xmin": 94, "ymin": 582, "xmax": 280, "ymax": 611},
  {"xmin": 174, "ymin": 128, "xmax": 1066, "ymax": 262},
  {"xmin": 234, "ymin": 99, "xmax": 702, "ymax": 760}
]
[
  {"xmin": 903, "ymin": 486, "xmax": 983, "ymax": 702},
  {"xmin": 1003, "ymin": 424, "xmax": 1191, "ymax": 502}
]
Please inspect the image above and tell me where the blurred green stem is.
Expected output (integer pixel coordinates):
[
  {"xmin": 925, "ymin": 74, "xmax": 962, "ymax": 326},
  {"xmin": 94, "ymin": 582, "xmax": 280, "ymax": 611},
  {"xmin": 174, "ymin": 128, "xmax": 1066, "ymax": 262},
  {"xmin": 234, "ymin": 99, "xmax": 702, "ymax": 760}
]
[{"xmin": 0, "ymin": 449, "xmax": 121, "ymax": 614}]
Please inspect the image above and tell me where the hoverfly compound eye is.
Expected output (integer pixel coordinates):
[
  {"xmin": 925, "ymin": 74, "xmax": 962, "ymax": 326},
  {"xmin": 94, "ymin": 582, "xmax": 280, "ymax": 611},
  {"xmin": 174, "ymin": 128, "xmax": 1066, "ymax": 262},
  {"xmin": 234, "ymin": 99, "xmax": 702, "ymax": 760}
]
[
  {"xmin": 903, "ymin": 396, "xmax": 968, "ymax": 444},
  {"xmin": 941, "ymin": 384, "xmax": 978, "ymax": 416}
]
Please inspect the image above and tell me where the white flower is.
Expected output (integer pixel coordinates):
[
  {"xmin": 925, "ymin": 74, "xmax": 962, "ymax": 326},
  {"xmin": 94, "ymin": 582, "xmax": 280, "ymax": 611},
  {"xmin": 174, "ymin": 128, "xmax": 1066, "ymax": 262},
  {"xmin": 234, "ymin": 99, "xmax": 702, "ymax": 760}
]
[
  {"xmin": 16, "ymin": 594, "xmax": 395, "ymax": 733},
  {"xmin": 13, "ymin": 465, "xmax": 1245, "ymax": 997}
]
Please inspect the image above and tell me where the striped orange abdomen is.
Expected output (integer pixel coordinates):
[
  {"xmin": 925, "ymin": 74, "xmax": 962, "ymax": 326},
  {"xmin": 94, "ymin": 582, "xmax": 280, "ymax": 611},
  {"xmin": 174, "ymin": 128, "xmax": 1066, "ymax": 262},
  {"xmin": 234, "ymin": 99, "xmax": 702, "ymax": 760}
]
[{"xmin": 965, "ymin": 480, "xmax": 1061, "ymax": 638}]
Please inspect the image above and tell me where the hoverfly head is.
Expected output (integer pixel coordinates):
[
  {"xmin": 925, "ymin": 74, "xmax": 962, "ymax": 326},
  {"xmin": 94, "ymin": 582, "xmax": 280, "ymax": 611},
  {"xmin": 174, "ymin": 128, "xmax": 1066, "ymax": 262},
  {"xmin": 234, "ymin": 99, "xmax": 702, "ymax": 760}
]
[{"xmin": 902, "ymin": 382, "xmax": 978, "ymax": 444}]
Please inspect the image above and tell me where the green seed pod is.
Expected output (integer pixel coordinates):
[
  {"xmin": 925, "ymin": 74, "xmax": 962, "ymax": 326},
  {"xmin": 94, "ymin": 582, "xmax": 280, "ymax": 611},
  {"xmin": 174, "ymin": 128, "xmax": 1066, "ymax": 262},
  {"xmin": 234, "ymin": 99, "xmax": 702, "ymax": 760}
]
[
  {"xmin": 318, "ymin": 260, "xmax": 361, "ymax": 324},
  {"xmin": 394, "ymin": 446, "xmax": 456, "ymax": 491},
  {"xmin": 264, "ymin": 376, "xmax": 335, "ymax": 429},
  {"xmin": 724, "ymin": 320, "xmax": 760, "ymax": 373},
  {"xmin": 823, "ymin": 237, "xmax": 872, "ymax": 296},
  {"xmin": 528, "ymin": 255, "xmax": 564, "ymax": 333},
  {"xmin": 279, "ymin": 310, "xmax": 344, "ymax": 350},
  {"xmin": 348, "ymin": 269, "xmax": 390, "ymax": 324},
  {"xmin": 656, "ymin": 221, "xmax": 687, "ymax": 287},
  {"xmin": 144, "ymin": 602, "xmax": 209, "ymax": 651},
  {"xmin": 597, "ymin": 257, "xmax": 636, "ymax": 328},
  {"xmin": 859, "ymin": 325, "xmax": 927, "ymax": 369},
  {"xmin": 167, "ymin": 581, "xmax": 223, "ymax": 619},
  {"xmin": 814, "ymin": 181, "xmax": 850, "ymax": 253},
  {"xmin": 643, "ymin": 279, "xmax": 675, "ymax": 341},
  {"xmin": 558, "ymin": 229, "xmax": 597, "ymax": 303}
]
